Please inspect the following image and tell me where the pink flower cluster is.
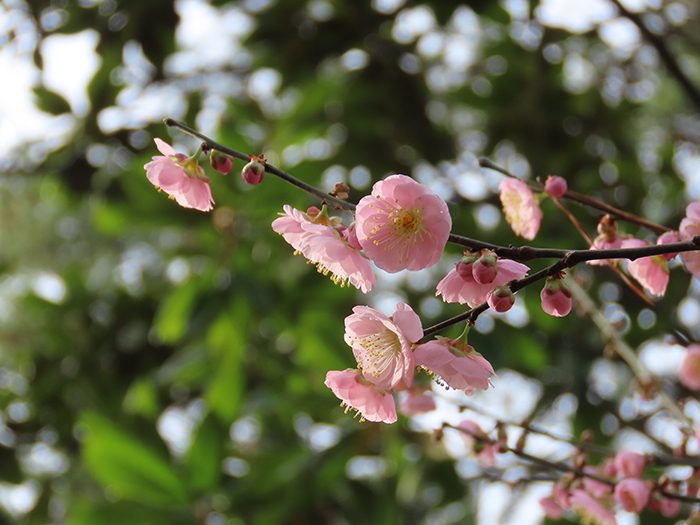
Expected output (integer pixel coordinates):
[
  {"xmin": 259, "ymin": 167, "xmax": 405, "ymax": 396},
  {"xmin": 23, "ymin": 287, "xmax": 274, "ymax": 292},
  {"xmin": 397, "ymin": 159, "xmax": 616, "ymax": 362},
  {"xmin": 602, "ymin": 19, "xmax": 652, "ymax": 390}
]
[
  {"xmin": 539, "ymin": 450, "xmax": 682, "ymax": 523},
  {"xmin": 324, "ymin": 303, "xmax": 495, "ymax": 423}
]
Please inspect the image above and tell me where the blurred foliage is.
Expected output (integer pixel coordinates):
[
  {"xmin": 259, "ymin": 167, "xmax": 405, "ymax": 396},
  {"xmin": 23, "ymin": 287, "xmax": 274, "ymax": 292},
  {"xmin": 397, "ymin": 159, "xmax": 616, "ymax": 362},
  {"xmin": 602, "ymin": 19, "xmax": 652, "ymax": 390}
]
[{"xmin": 1, "ymin": 0, "xmax": 700, "ymax": 523}]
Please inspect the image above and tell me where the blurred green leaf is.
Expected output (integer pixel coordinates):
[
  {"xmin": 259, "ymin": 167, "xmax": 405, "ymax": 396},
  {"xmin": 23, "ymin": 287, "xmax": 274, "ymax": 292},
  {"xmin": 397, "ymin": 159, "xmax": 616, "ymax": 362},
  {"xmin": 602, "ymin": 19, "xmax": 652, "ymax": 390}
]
[
  {"xmin": 32, "ymin": 86, "xmax": 72, "ymax": 115},
  {"xmin": 185, "ymin": 414, "xmax": 222, "ymax": 492},
  {"xmin": 123, "ymin": 377, "xmax": 160, "ymax": 419},
  {"xmin": 152, "ymin": 283, "xmax": 200, "ymax": 345}
]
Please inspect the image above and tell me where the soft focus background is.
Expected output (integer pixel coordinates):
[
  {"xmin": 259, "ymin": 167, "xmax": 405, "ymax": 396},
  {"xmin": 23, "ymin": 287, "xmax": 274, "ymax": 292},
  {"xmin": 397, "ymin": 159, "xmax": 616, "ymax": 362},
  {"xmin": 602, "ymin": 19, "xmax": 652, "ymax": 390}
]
[{"xmin": 2, "ymin": 0, "xmax": 700, "ymax": 523}]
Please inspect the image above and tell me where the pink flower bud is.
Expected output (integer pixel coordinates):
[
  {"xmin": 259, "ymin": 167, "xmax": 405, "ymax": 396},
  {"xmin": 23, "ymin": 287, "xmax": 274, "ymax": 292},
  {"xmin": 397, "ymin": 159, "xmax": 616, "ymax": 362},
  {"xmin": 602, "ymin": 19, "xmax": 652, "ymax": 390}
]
[
  {"xmin": 330, "ymin": 182, "xmax": 350, "ymax": 200},
  {"xmin": 487, "ymin": 286, "xmax": 515, "ymax": 312},
  {"xmin": 472, "ymin": 252, "xmax": 498, "ymax": 284},
  {"xmin": 540, "ymin": 273, "xmax": 572, "ymax": 317},
  {"xmin": 241, "ymin": 154, "xmax": 266, "ymax": 185},
  {"xmin": 539, "ymin": 497, "xmax": 564, "ymax": 520},
  {"xmin": 614, "ymin": 478, "xmax": 650, "ymax": 513},
  {"xmin": 614, "ymin": 451, "xmax": 646, "ymax": 478},
  {"xmin": 680, "ymin": 344, "xmax": 700, "ymax": 391},
  {"xmin": 660, "ymin": 497, "xmax": 681, "ymax": 518},
  {"xmin": 544, "ymin": 175, "xmax": 567, "ymax": 198},
  {"xmin": 209, "ymin": 150, "xmax": 232, "ymax": 174}
]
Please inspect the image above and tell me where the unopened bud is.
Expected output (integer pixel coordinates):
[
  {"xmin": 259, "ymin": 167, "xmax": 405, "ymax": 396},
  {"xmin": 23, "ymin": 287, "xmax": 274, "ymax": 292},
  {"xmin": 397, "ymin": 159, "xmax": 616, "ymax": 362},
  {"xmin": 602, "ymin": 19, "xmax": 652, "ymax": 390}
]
[
  {"xmin": 472, "ymin": 251, "xmax": 498, "ymax": 284},
  {"xmin": 241, "ymin": 154, "xmax": 266, "ymax": 185},
  {"xmin": 544, "ymin": 175, "xmax": 567, "ymax": 198},
  {"xmin": 330, "ymin": 182, "xmax": 350, "ymax": 200},
  {"xmin": 209, "ymin": 150, "xmax": 232, "ymax": 174},
  {"xmin": 487, "ymin": 286, "xmax": 515, "ymax": 312},
  {"xmin": 455, "ymin": 253, "xmax": 479, "ymax": 281}
]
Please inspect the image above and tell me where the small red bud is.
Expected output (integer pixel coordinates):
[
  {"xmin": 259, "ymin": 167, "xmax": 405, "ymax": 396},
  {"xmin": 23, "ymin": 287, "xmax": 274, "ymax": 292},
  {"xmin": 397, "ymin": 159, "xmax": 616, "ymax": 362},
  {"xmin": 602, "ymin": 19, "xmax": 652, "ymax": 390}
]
[
  {"xmin": 241, "ymin": 154, "xmax": 266, "ymax": 185},
  {"xmin": 209, "ymin": 150, "xmax": 232, "ymax": 174},
  {"xmin": 544, "ymin": 175, "xmax": 567, "ymax": 198}
]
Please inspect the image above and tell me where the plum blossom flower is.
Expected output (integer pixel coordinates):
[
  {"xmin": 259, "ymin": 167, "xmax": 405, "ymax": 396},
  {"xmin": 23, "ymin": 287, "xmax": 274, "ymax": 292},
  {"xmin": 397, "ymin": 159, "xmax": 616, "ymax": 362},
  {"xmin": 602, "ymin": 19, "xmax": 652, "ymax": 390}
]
[
  {"xmin": 582, "ymin": 467, "xmax": 613, "ymax": 499},
  {"xmin": 144, "ymin": 138, "xmax": 215, "ymax": 211},
  {"xmin": 588, "ymin": 215, "xmax": 629, "ymax": 266},
  {"xmin": 324, "ymin": 369, "xmax": 397, "ymax": 423},
  {"xmin": 272, "ymin": 205, "xmax": 376, "ymax": 293},
  {"xmin": 544, "ymin": 175, "xmax": 568, "ymax": 198},
  {"xmin": 614, "ymin": 451, "xmax": 646, "ymax": 479},
  {"xmin": 499, "ymin": 178, "xmax": 542, "ymax": 240},
  {"xmin": 680, "ymin": 203, "xmax": 700, "ymax": 279},
  {"xmin": 355, "ymin": 175, "xmax": 452, "ymax": 273},
  {"xmin": 621, "ymin": 238, "xmax": 669, "ymax": 297},
  {"xmin": 679, "ymin": 344, "xmax": 700, "ymax": 391},
  {"xmin": 398, "ymin": 387, "xmax": 437, "ymax": 416},
  {"xmin": 540, "ymin": 273, "xmax": 572, "ymax": 317},
  {"xmin": 344, "ymin": 303, "xmax": 422, "ymax": 390},
  {"xmin": 614, "ymin": 478, "xmax": 650, "ymax": 513},
  {"xmin": 436, "ymin": 254, "xmax": 529, "ymax": 307},
  {"xmin": 569, "ymin": 489, "xmax": 617, "ymax": 525},
  {"xmin": 413, "ymin": 336, "xmax": 495, "ymax": 394},
  {"xmin": 539, "ymin": 497, "xmax": 564, "ymax": 520}
]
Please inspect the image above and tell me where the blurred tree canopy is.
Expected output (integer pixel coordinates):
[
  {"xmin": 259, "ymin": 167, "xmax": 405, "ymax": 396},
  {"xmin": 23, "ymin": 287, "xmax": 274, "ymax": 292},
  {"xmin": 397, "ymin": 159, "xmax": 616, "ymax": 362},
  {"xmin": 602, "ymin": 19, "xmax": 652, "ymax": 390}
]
[{"xmin": 2, "ymin": 0, "xmax": 700, "ymax": 523}]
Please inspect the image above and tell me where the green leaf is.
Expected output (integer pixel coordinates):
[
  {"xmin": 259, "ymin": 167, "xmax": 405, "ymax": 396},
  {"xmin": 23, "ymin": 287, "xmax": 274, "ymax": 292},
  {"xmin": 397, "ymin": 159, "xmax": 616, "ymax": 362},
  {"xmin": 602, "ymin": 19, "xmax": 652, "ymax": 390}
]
[
  {"xmin": 185, "ymin": 414, "xmax": 222, "ymax": 492},
  {"xmin": 152, "ymin": 283, "xmax": 199, "ymax": 345},
  {"xmin": 123, "ymin": 378, "xmax": 160, "ymax": 419},
  {"xmin": 80, "ymin": 412, "xmax": 189, "ymax": 508},
  {"xmin": 32, "ymin": 86, "xmax": 71, "ymax": 115}
]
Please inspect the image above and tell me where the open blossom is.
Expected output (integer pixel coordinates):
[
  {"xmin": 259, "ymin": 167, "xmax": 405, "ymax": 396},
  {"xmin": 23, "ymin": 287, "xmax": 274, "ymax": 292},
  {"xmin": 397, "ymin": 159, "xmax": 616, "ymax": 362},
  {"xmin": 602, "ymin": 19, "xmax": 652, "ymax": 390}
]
[
  {"xmin": 583, "ymin": 467, "xmax": 613, "ymax": 499},
  {"xmin": 614, "ymin": 478, "xmax": 650, "ymax": 513},
  {"xmin": 679, "ymin": 344, "xmax": 700, "ymax": 391},
  {"xmin": 499, "ymin": 178, "xmax": 542, "ymax": 240},
  {"xmin": 144, "ymin": 138, "xmax": 215, "ymax": 212},
  {"xmin": 680, "ymin": 203, "xmax": 700, "ymax": 279},
  {"xmin": 344, "ymin": 303, "xmax": 422, "ymax": 390},
  {"xmin": 413, "ymin": 336, "xmax": 495, "ymax": 394},
  {"xmin": 355, "ymin": 175, "xmax": 451, "ymax": 273},
  {"xmin": 324, "ymin": 369, "xmax": 397, "ymax": 423},
  {"xmin": 569, "ymin": 489, "xmax": 617, "ymax": 525},
  {"xmin": 621, "ymin": 238, "xmax": 669, "ymax": 297},
  {"xmin": 272, "ymin": 205, "xmax": 376, "ymax": 293},
  {"xmin": 540, "ymin": 273, "xmax": 572, "ymax": 317},
  {"xmin": 436, "ymin": 255, "xmax": 529, "ymax": 307}
]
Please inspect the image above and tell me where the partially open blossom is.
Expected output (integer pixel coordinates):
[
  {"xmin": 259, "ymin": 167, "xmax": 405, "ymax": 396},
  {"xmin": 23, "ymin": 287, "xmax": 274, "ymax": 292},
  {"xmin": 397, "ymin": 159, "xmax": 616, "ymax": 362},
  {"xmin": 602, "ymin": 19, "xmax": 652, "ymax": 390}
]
[
  {"xmin": 487, "ymin": 286, "xmax": 515, "ymax": 312},
  {"xmin": 144, "ymin": 138, "xmax": 215, "ymax": 212},
  {"xmin": 680, "ymin": 203, "xmax": 700, "ymax": 279},
  {"xmin": 324, "ymin": 369, "xmax": 397, "ymax": 423},
  {"xmin": 544, "ymin": 175, "xmax": 568, "ymax": 198},
  {"xmin": 209, "ymin": 149, "xmax": 232, "ymax": 174},
  {"xmin": 569, "ymin": 489, "xmax": 617, "ymax": 525},
  {"xmin": 499, "ymin": 177, "xmax": 542, "ymax": 240},
  {"xmin": 588, "ymin": 215, "xmax": 629, "ymax": 266},
  {"xmin": 413, "ymin": 336, "xmax": 495, "ymax": 394},
  {"xmin": 436, "ymin": 254, "xmax": 529, "ymax": 307},
  {"xmin": 657, "ymin": 231, "xmax": 680, "ymax": 261},
  {"xmin": 660, "ymin": 496, "xmax": 681, "ymax": 518},
  {"xmin": 241, "ymin": 154, "xmax": 266, "ymax": 185},
  {"xmin": 540, "ymin": 273, "xmax": 572, "ymax": 317},
  {"xmin": 344, "ymin": 303, "xmax": 422, "ymax": 390},
  {"xmin": 679, "ymin": 344, "xmax": 700, "ymax": 391},
  {"xmin": 614, "ymin": 451, "xmax": 646, "ymax": 479},
  {"xmin": 355, "ymin": 174, "xmax": 452, "ymax": 273},
  {"xmin": 621, "ymin": 238, "xmax": 669, "ymax": 297},
  {"xmin": 272, "ymin": 205, "xmax": 376, "ymax": 293},
  {"xmin": 539, "ymin": 497, "xmax": 564, "ymax": 520},
  {"xmin": 457, "ymin": 420, "xmax": 496, "ymax": 467},
  {"xmin": 614, "ymin": 478, "xmax": 650, "ymax": 513}
]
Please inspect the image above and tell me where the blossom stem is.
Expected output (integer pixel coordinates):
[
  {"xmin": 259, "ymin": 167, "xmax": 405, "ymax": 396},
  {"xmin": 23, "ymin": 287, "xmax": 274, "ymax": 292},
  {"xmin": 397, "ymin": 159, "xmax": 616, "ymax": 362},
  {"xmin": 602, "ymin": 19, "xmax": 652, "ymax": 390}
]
[
  {"xmin": 164, "ymin": 118, "xmax": 354, "ymax": 212},
  {"xmin": 478, "ymin": 158, "xmax": 671, "ymax": 234}
]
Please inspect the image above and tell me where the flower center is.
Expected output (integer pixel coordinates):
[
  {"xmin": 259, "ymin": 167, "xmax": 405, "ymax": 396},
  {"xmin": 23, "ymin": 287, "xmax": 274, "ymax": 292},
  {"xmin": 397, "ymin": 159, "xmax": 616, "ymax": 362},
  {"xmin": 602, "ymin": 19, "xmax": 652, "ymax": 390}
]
[
  {"xmin": 392, "ymin": 208, "xmax": 423, "ymax": 236},
  {"xmin": 356, "ymin": 329, "xmax": 402, "ymax": 380}
]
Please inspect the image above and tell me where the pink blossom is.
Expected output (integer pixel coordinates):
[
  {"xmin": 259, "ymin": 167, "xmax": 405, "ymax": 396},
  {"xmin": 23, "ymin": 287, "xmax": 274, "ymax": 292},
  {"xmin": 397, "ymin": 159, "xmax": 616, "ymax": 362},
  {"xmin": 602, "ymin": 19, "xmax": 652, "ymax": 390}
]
[
  {"xmin": 680, "ymin": 203, "xmax": 700, "ymax": 279},
  {"xmin": 499, "ymin": 178, "xmax": 542, "ymax": 240},
  {"xmin": 621, "ymin": 238, "xmax": 669, "ymax": 297},
  {"xmin": 324, "ymin": 369, "xmax": 397, "ymax": 423},
  {"xmin": 553, "ymin": 481, "xmax": 572, "ymax": 510},
  {"xmin": 241, "ymin": 154, "xmax": 265, "ymax": 185},
  {"xmin": 355, "ymin": 175, "xmax": 452, "ymax": 273},
  {"xmin": 539, "ymin": 497, "xmax": 564, "ymax": 520},
  {"xmin": 457, "ymin": 420, "xmax": 496, "ymax": 467},
  {"xmin": 614, "ymin": 478, "xmax": 650, "ymax": 513},
  {"xmin": 657, "ymin": 231, "xmax": 680, "ymax": 261},
  {"xmin": 486, "ymin": 286, "xmax": 515, "ymax": 312},
  {"xmin": 413, "ymin": 337, "xmax": 495, "ymax": 394},
  {"xmin": 144, "ymin": 138, "xmax": 215, "ymax": 211},
  {"xmin": 544, "ymin": 175, "xmax": 568, "ymax": 198},
  {"xmin": 540, "ymin": 273, "xmax": 572, "ymax": 317},
  {"xmin": 588, "ymin": 215, "xmax": 629, "ymax": 266},
  {"xmin": 344, "ymin": 303, "xmax": 422, "ymax": 390},
  {"xmin": 569, "ymin": 489, "xmax": 617, "ymax": 525},
  {"xmin": 679, "ymin": 344, "xmax": 700, "ymax": 391},
  {"xmin": 209, "ymin": 150, "xmax": 232, "ymax": 174},
  {"xmin": 660, "ymin": 497, "xmax": 681, "ymax": 518},
  {"xmin": 436, "ymin": 257, "xmax": 529, "ymax": 307},
  {"xmin": 583, "ymin": 467, "xmax": 613, "ymax": 498},
  {"xmin": 272, "ymin": 205, "xmax": 376, "ymax": 293},
  {"xmin": 398, "ymin": 388, "xmax": 437, "ymax": 416},
  {"xmin": 614, "ymin": 451, "xmax": 646, "ymax": 479}
]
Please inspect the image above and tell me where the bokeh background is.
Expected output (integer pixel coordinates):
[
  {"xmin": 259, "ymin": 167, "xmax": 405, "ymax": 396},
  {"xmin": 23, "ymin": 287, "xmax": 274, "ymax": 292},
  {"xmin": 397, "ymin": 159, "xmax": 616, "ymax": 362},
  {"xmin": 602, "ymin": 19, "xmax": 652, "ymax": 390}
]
[{"xmin": 2, "ymin": 0, "xmax": 700, "ymax": 523}]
